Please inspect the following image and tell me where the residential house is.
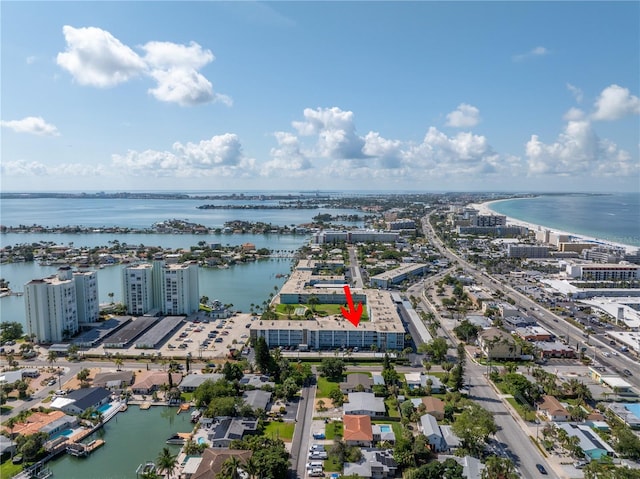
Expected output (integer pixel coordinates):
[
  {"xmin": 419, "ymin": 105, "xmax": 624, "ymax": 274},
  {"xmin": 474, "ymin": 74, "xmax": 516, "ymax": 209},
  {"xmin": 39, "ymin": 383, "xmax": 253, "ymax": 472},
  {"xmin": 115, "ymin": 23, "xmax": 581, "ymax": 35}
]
[
  {"xmin": 50, "ymin": 387, "xmax": 111, "ymax": 415},
  {"xmin": 131, "ymin": 371, "xmax": 182, "ymax": 395},
  {"xmin": 419, "ymin": 397, "xmax": 445, "ymax": 420},
  {"xmin": 179, "ymin": 374, "xmax": 224, "ymax": 393},
  {"xmin": 239, "ymin": 374, "xmax": 275, "ymax": 389},
  {"xmin": 343, "ymin": 448, "xmax": 397, "ymax": 479},
  {"xmin": 340, "ymin": 373, "xmax": 374, "ymax": 393},
  {"xmin": 420, "ymin": 414, "xmax": 445, "ymax": 452},
  {"xmin": 0, "ymin": 435, "xmax": 17, "ymax": 456},
  {"xmin": 207, "ymin": 417, "xmax": 258, "ymax": 448},
  {"xmin": 343, "ymin": 415, "xmax": 373, "ymax": 447},
  {"xmin": 438, "ymin": 455, "xmax": 485, "ymax": 479},
  {"xmin": 343, "ymin": 392, "xmax": 386, "ymax": 417},
  {"xmin": 242, "ymin": 390, "xmax": 272, "ymax": 411},
  {"xmin": 404, "ymin": 373, "xmax": 444, "ymax": 393},
  {"xmin": 93, "ymin": 370, "xmax": 135, "ymax": 389},
  {"xmin": 478, "ymin": 328, "xmax": 522, "ymax": 360},
  {"xmin": 537, "ymin": 396, "xmax": 570, "ymax": 422},
  {"xmin": 372, "ymin": 424, "xmax": 396, "ymax": 444},
  {"xmin": 188, "ymin": 449, "xmax": 253, "ymax": 479},
  {"xmin": 556, "ymin": 423, "xmax": 615, "ymax": 460}
]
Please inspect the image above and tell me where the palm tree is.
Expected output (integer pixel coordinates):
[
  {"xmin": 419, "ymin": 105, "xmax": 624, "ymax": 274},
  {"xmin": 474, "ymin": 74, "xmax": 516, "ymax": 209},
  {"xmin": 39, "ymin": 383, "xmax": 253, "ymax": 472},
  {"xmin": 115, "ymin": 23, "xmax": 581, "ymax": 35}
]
[
  {"xmin": 242, "ymin": 456, "xmax": 259, "ymax": 479},
  {"xmin": 114, "ymin": 356, "xmax": 124, "ymax": 371},
  {"xmin": 220, "ymin": 456, "xmax": 243, "ymax": 479},
  {"xmin": 156, "ymin": 447, "xmax": 178, "ymax": 479},
  {"xmin": 47, "ymin": 350, "xmax": 57, "ymax": 369},
  {"xmin": 481, "ymin": 455, "xmax": 518, "ymax": 479}
]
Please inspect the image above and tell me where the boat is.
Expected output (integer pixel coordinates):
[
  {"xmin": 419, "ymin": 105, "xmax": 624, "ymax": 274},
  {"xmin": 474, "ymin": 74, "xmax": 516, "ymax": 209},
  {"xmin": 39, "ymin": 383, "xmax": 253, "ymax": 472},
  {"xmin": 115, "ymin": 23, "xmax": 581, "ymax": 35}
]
[
  {"xmin": 166, "ymin": 432, "xmax": 191, "ymax": 445},
  {"xmin": 119, "ymin": 403, "xmax": 128, "ymax": 412},
  {"xmin": 136, "ymin": 461, "xmax": 156, "ymax": 476}
]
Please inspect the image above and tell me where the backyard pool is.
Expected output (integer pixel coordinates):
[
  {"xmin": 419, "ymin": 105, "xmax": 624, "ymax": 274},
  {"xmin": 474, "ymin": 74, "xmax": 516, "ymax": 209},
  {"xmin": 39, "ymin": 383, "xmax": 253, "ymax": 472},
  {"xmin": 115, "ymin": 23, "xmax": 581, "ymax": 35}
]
[
  {"xmin": 197, "ymin": 437, "xmax": 206, "ymax": 445},
  {"xmin": 624, "ymin": 403, "xmax": 640, "ymax": 418},
  {"xmin": 97, "ymin": 403, "xmax": 112, "ymax": 414},
  {"xmin": 50, "ymin": 428, "xmax": 74, "ymax": 440},
  {"xmin": 378, "ymin": 425, "xmax": 392, "ymax": 433}
]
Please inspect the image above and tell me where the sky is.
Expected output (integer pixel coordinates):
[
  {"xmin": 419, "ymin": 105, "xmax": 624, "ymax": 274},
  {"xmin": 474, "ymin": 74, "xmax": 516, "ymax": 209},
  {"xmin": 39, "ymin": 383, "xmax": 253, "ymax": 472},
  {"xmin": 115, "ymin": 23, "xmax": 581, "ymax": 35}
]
[{"xmin": 1, "ymin": 1, "xmax": 639, "ymax": 193}]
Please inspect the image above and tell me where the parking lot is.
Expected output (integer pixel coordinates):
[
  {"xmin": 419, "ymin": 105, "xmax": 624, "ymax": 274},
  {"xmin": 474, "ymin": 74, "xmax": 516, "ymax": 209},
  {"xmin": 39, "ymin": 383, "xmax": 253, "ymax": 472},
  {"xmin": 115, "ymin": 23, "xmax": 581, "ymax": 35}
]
[{"xmin": 84, "ymin": 312, "xmax": 255, "ymax": 360}]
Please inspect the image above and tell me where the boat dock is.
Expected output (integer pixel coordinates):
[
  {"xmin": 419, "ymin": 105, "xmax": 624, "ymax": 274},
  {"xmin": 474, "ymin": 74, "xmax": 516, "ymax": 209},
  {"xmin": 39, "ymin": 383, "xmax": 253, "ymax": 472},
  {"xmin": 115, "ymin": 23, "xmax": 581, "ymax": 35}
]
[
  {"xmin": 139, "ymin": 401, "xmax": 151, "ymax": 410},
  {"xmin": 66, "ymin": 439, "xmax": 105, "ymax": 457}
]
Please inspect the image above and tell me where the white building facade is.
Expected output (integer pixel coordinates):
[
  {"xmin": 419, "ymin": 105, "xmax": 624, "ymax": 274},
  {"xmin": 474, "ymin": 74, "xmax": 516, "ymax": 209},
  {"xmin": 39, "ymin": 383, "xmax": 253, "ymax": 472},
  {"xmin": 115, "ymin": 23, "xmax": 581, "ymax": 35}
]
[
  {"xmin": 73, "ymin": 270, "xmax": 99, "ymax": 324},
  {"xmin": 122, "ymin": 264, "xmax": 154, "ymax": 315}
]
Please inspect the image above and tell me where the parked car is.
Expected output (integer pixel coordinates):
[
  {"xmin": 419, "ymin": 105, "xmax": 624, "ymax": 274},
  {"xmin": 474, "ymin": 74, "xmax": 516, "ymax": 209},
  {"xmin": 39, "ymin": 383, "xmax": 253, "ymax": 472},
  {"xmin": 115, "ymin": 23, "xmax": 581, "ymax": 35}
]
[
  {"xmin": 536, "ymin": 464, "xmax": 548, "ymax": 475},
  {"xmin": 623, "ymin": 369, "xmax": 632, "ymax": 377}
]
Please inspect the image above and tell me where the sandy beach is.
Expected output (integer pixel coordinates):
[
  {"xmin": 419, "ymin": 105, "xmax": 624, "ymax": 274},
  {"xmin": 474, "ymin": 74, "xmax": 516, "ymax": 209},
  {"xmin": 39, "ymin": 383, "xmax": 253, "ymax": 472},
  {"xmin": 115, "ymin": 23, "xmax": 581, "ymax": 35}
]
[{"xmin": 471, "ymin": 199, "xmax": 638, "ymax": 254}]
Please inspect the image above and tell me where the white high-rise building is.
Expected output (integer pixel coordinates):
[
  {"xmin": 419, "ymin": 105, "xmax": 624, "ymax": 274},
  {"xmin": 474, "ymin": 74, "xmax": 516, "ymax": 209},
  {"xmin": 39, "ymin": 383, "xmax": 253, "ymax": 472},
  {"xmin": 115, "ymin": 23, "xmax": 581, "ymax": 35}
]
[
  {"xmin": 122, "ymin": 264, "xmax": 154, "ymax": 315},
  {"xmin": 162, "ymin": 262, "xmax": 199, "ymax": 315},
  {"xmin": 24, "ymin": 266, "xmax": 79, "ymax": 343},
  {"xmin": 74, "ymin": 270, "xmax": 99, "ymax": 324}
]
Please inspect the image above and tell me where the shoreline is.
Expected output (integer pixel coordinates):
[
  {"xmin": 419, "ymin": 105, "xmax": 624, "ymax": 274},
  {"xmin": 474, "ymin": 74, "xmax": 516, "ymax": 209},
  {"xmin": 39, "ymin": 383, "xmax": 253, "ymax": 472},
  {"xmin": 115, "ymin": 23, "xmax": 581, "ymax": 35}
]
[{"xmin": 473, "ymin": 198, "xmax": 639, "ymax": 254}]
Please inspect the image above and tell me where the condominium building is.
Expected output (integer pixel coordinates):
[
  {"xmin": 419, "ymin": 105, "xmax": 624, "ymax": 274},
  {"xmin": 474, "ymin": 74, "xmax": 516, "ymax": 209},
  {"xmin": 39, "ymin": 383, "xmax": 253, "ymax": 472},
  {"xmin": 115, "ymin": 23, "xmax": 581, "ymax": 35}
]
[
  {"xmin": 24, "ymin": 267, "xmax": 79, "ymax": 343},
  {"xmin": 506, "ymin": 244, "xmax": 549, "ymax": 258},
  {"xmin": 566, "ymin": 263, "xmax": 640, "ymax": 281},
  {"xmin": 369, "ymin": 263, "xmax": 429, "ymax": 288},
  {"xmin": 312, "ymin": 230, "xmax": 399, "ymax": 245},
  {"xmin": 162, "ymin": 262, "xmax": 199, "ymax": 315},
  {"xmin": 73, "ymin": 270, "xmax": 99, "ymax": 324},
  {"xmin": 122, "ymin": 260, "xmax": 200, "ymax": 316},
  {"xmin": 122, "ymin": 264, "xmax": 154, "ymax": 316}
]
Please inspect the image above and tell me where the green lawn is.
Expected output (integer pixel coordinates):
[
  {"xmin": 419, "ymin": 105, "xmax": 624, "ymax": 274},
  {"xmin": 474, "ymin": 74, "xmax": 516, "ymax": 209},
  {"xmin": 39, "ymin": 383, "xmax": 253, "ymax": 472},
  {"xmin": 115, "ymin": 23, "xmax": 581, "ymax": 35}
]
[
  {"xmin": 275, "ymin": 303, "xmax": 369, "ymax": 321},
  {"xmin": 506, "ymin": 397, "xmax": 537, "ymax": 421},
  {"xmin": 324, "ymin": 454, "xmax": 343, "ymax": 473},
  {"xmin": 263, "ymin": 421, "xmax": 295, "ymax": 441},
  {"xmin": 384, "ymin": 397, "xmax": 401, "ymax": 418},
  {"xmin": 325, "ymin": 421, "xmax": 343, "ymax": 440},
  {"xmin": 0, "ymin": 459, "xmax": 22, "ymax": 479},
  {"xmin": 372, "ymin": 420, "xmax": 403, "ymax": 439},
  {"xmin": 316, "ymin": 377, "xmax": 341, "ymax": 398}
]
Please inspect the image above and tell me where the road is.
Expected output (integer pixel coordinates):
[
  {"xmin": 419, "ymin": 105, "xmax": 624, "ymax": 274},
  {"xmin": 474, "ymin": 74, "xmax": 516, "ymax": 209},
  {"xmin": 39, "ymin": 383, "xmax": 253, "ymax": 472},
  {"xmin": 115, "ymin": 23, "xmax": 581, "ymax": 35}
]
[
  {"xmin": 347, "ymin": 245, "xmax": 364, "ymax": 289},
  {"xmin": 290, "ymin": 381, "xmax": 316, "ymax": 479}
]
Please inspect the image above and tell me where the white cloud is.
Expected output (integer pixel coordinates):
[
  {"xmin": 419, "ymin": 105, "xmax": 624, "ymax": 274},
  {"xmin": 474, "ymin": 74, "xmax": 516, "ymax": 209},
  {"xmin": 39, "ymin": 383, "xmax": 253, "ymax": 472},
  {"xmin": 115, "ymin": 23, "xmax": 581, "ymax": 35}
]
[
  {"xmin": 591, "ymin": 84, "xmax": 640, "ymax": 121},
  {"xmin": 567, "ymin": 83, "xmax": 583, "ymax": 103},
  {"xmin": 26, "ymin": 56, "xmax": 37, "ymax": 65},
  {"xmin": 445, "ymin": 103, "xmax": 481, "ymax": 128},
  {"xmin": 513, "ymin": 46, "xmax": 549, "ymax": 62},
  {"xmin": 262, "ymin": 132, "xmax": 312, "ymax": 176},
  {"xmin": 563, "ymin": 107, "xmax": 585, "ymax": 121},
  {"xmin": 111, "ymin": 133, "xmax": 255, "ymax": 177},
  {"xmin": 1, "ymin": 160, "xmax": 107, "ymax": 177},
  {"xmin": 292, "ymin": 107, "xmax": 366, "ymax": 159},
  {"xmin": 56, "ymin": 26, "xmax": 228, "ymax": 106},
  {"xmin": 56, "ymin": 25, "xmax": 147, "ymax": 87},
  {"xmin": 525, "ymin": 119, "xmax": 636, "ymax": 176},
  {"xmin": 1, "ymin": 116, "xmax": 60, "ymax": 136},
  {"xmin": 363, "ymin": 132, "xmax": 403, "ymax": 168}
]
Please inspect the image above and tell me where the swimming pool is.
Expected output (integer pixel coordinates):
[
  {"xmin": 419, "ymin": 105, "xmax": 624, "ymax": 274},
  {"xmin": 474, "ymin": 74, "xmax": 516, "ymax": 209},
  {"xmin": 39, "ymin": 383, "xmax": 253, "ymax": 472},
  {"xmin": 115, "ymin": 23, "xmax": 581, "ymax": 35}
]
[
  {"xmin": 197, "ymin": 437, "xmax": 206, "ymax": 445},
  {"xmin": 50, "ymin": 428, "xmax": 74, "ymax": 440},
  {"xmin": 378, "ymin": 425, "xmax": 392, "ymax": 433},
  {"xmin": 624, "ymin": 403, "xmax": 640, "ymax": 418},
  {"xmin": 97, "ymin": 403, "xmax": 112, "ymax": 414}
]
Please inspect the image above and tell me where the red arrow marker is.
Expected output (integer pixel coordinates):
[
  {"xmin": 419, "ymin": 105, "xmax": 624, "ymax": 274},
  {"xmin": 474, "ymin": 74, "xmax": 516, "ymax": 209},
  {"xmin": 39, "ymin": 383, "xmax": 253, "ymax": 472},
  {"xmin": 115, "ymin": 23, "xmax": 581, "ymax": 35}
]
[{"xmin": 341, "ymin": 285, "xmax": 363, "ymax": 328}]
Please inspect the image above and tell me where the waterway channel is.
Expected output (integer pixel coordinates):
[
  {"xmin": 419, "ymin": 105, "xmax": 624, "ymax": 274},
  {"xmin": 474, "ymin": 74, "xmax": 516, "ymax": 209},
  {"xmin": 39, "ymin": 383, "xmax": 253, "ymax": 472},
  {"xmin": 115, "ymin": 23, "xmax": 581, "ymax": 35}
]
[{"xmin": 49, "ymin": 406, "xmax": 194, "ymax": 479}]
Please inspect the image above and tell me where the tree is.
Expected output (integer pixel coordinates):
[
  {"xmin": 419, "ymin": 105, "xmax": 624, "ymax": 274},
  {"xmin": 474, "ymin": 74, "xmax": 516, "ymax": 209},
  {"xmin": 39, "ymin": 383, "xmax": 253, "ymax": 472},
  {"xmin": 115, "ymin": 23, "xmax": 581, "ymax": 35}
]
[
  {"xmin": 0, "ymin": 321, "xmax": 23, "ymax": 342},
  {"xmin": 481, "ymin": 456, "xmax": 519, "ymax": 479},
  {"xmin": 329, "ymin": 388, "xmax": 344, "ymax": 407},
  {"xmin": 220, "ymin": 456, "xmax": 243, "ymax": 479},
  {"xmin": 425, "ymin": 337, "xmax": 448, "ymax": 363},
  {"xmin": 452, "ymin": 403, "xmax": 498, "ymax": 456},
  {"xmin": 156, "ymin": 447, "xmax": 178, "ymax": 479},
  {"xmin": 254, "ymin": 337, "xmax": 274, "ymax": 375},
  {"xmin": 114, "ymin": 356, "xmax": 124, "ymax": 371},
  {"xmin": 318, "ymin": 357, "xmax": 345, "ymax": 381},
  {"xmin": 242, "ymin": 456, "xmax": 260, "ymax": 479},
  {"xmin": 77, "ymin": 368, "xmax": 90, "ymax": 383},
  {"xmin": 453, "ymin": 320, "xmax": 481, "ymax": 343},
  {"xmin": 612, "ymin": 424, "xmax": 640, "ymax": 459},
  {"xmin": 307, "ymin": 295, "xmax": 320, "ymax": 312},
  {"xmin": 222, "ymin": 362, "xmax": 244, "ymax": 381},
  {"xmin": 47, "ymin": 350, "xmax": 58, "ymax": 368}
]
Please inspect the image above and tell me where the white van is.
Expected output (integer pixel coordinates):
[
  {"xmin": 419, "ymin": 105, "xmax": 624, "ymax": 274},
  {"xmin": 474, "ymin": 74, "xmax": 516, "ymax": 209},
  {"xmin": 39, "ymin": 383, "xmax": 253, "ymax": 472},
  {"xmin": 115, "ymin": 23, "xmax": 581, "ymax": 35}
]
[
  {"xmin": 307, "ymin": 462, "xmax": 323, "ymax": 469},
  {"xmin": 309, "ymin": 468, "xmax": 324, "ymax": 477}
]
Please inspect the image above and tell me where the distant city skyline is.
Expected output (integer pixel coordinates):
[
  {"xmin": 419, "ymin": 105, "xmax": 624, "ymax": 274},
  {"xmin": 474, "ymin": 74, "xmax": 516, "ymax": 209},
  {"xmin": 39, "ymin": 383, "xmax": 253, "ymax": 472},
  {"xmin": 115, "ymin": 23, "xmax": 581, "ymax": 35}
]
[{"xmin": 1, "ymin": 1, "xmax": 639, "ymax": 192}]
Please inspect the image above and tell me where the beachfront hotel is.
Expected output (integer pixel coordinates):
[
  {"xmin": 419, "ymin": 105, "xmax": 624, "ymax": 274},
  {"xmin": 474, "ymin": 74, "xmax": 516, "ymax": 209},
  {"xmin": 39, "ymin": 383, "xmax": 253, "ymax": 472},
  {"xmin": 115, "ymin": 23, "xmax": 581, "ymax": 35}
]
[
  {"xmin": 565, "ymin": 263, "xmax": 640, "ymax": 281},
  {"xmin": 122, "ymin": 259, "xmax": 200, "ymax": 316},
  {"xmin": 24, "ymin": 266, "xmax": 100, "ymax": 343},
  {"xmin": 250, "ymin": 260, "xmax": 406, "ymax": 351}
]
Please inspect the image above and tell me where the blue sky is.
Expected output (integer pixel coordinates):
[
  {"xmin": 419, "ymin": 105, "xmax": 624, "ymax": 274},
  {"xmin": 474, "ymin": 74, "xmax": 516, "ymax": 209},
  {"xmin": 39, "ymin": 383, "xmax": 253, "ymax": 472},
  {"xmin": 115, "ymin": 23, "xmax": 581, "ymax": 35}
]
[{"xmin": 1, "ymin": 1, "xmax": 639, "ymax": 192}]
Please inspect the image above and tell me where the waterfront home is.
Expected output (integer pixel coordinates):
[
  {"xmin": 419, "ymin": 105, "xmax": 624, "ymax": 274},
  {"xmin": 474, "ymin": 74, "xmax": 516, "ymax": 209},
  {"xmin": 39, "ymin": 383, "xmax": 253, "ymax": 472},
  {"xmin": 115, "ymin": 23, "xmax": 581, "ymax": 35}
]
[
  {"xmin": 207, "ymin": 417, "xmax": 258, "ymax": 448},
  {"xmin": 343, "ymin": 415, "xmax": 373, "ymax": 447},
  {"xmin": 50, "ymin": 387, "xmax": 111, "ymax": 415},
  {"xmin": 4, "ymin": 411, "xmax": 71, "ymax": 438},
  {"xmin": 343, "ymin": 448, "xmax": 397, "ymax": 479},
  {"xmin": 343, "ymin": 392, "xmax": 385, "ymax": 417},
  {"xmin": 178, "ymin": 373, "xmax": 223, "ymax": 393},
  {"xmin": 241, "ymin": 390, "xmax": 272, "ymax": 411},
  {"xmin": 538, "ymin": 395, "xmax": 570, "ymax": 422},
  {"xmin": 340, "ymin": 373, "xmax": 374, "ymax": 393},
  {"xmin": 185, "ymin": 448, "xmax": 253, "ymax": 479},
  {"xmin": 93, "ymin": 370, "xmax": 135, "ymax": 389},
  {"xmin": 131, "ymin": 371, "xmax": 182, "ymax": 395}
]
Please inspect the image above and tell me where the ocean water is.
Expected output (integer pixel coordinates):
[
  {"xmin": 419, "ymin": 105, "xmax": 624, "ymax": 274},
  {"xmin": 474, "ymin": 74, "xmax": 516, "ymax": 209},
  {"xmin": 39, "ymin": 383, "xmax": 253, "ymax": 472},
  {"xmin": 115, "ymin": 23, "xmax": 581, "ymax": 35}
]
[{"xmin": 488, "ymin": 193, "xmax": 640, "ymax": 248}]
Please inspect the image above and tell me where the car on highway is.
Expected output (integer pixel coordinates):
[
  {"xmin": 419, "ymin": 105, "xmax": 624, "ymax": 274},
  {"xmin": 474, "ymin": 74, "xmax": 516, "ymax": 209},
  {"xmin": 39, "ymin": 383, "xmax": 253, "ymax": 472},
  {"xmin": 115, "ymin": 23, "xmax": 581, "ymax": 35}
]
[{"xmin": 536, "ymin": 464, "xmax": 548, "ymax": 475}]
